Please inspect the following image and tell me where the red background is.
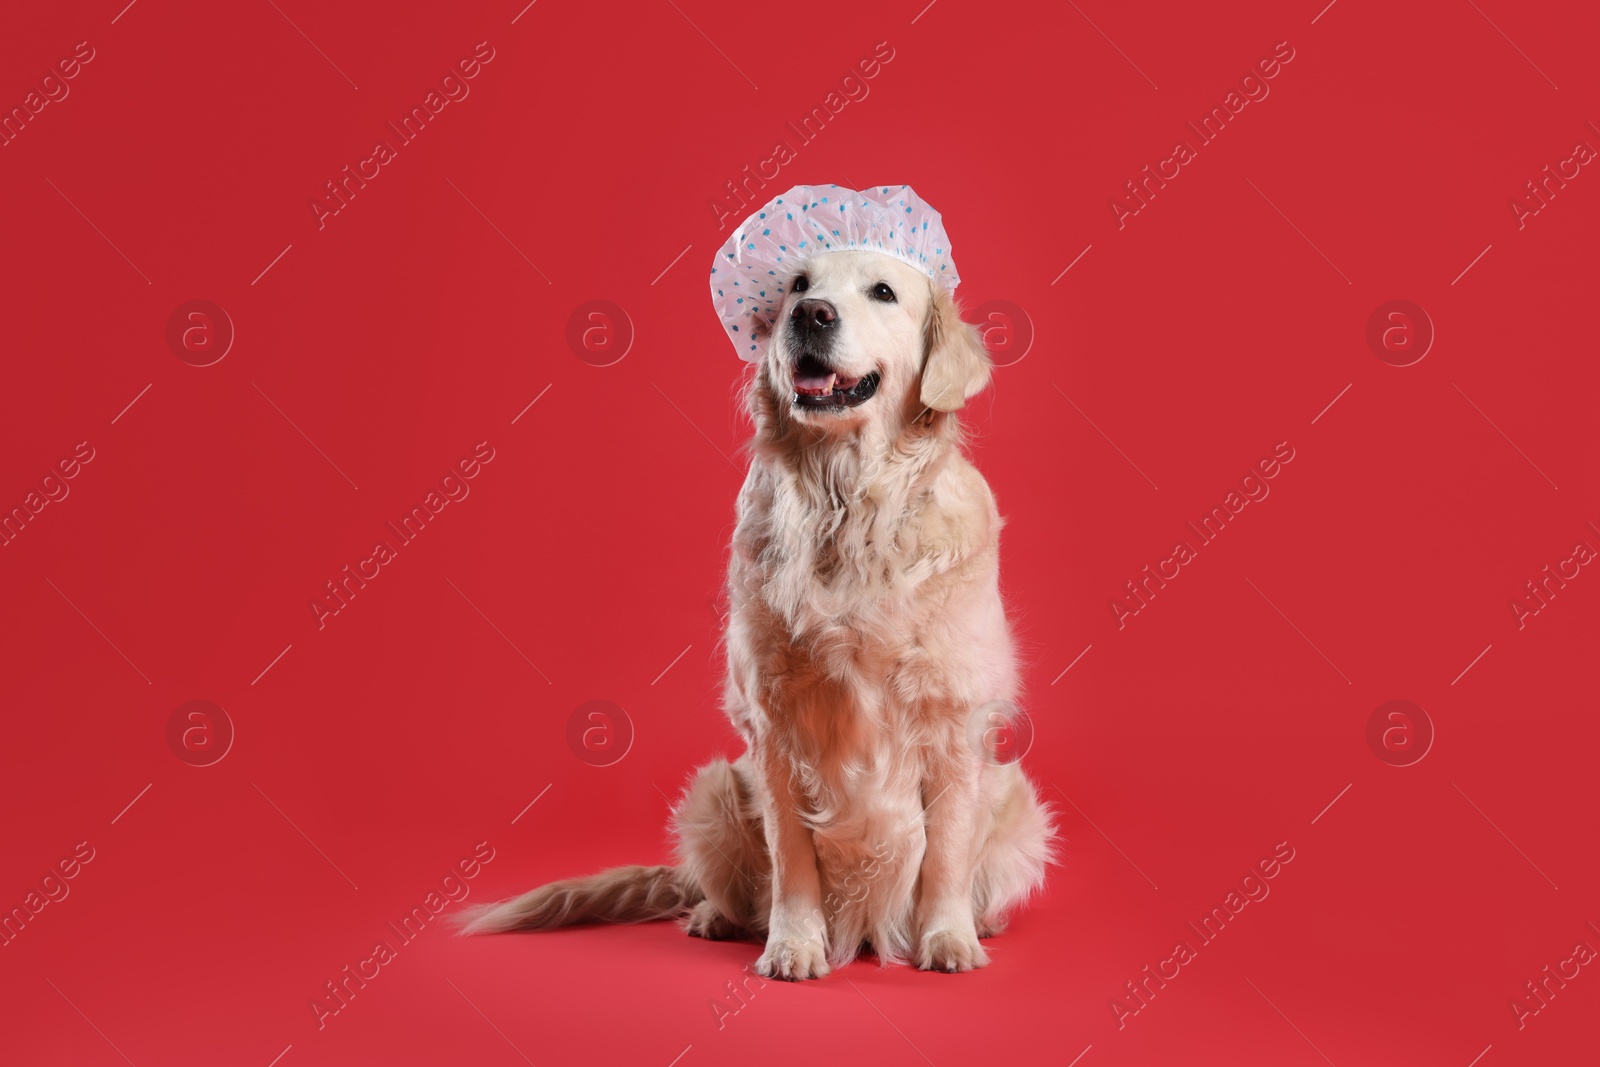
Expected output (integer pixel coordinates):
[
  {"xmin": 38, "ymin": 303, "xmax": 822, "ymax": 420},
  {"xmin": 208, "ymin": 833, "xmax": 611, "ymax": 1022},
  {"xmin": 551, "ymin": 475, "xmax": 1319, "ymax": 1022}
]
[{"xmin": 2, "ymin": 1, "xmax": 1597, "ymax": 1064}]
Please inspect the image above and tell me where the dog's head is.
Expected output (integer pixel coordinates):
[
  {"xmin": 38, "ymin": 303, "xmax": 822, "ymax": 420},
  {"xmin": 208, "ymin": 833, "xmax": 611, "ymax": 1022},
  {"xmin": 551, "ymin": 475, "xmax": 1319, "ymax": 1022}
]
[{"xmin": 758, "ymin": 250, "xmax": 990, "ymax": 435}]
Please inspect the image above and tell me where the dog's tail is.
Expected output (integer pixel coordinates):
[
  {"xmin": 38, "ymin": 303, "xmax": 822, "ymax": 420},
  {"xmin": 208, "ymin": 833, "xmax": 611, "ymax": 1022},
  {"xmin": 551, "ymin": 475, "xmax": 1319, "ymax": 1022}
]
[{"xmin": 457, "ymin": 865, "xmax": 698, "ymax": 934}]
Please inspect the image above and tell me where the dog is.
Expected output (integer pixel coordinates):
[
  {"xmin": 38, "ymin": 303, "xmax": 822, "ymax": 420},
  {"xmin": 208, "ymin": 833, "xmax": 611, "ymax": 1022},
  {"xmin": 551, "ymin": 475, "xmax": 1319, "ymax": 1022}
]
[{"xmin": 462, "ymin": 248, "xmax": 1056, "ymax": 979}]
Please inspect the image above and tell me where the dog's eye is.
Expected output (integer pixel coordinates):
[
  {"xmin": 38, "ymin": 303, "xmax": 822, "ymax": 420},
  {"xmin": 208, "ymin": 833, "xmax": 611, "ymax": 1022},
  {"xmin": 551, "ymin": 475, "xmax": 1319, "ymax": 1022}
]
[
  {"xmin": 793, "ymin": 275, "xmax": 809, "ymax": 293},
  {"xmin": 871, "ymin": 282, "xmax": 896, "ymax": 303}
]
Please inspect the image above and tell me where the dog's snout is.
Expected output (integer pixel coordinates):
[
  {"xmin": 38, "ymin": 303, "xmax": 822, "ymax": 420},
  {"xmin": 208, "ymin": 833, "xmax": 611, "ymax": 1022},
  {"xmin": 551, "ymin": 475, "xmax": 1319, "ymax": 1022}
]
[{"xmin": 791, "ymin": 299, "xmax": 837, "ymax": 333}]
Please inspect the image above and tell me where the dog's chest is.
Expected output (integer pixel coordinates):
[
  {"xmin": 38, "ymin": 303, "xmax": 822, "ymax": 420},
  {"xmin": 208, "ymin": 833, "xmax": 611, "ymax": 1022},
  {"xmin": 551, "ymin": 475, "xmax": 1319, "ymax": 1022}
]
[{"xmin": 753, "ymin": 514, "xmax": 938, "ymax": 646}]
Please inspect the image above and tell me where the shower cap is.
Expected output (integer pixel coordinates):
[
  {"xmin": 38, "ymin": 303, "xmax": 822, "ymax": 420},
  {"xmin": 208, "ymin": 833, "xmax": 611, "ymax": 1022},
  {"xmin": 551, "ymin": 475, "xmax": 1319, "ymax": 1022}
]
[{"xmin": 710, "ymin": 184, "xmax": 960, "ymax": 361}]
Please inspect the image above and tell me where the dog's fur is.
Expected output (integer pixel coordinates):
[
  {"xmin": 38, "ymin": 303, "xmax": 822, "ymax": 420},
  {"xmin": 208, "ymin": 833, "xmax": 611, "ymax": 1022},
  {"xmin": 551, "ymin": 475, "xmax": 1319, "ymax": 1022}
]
[{"xmin": 462, "ymin": 250, "xmax": 1056, "ymax": 978}]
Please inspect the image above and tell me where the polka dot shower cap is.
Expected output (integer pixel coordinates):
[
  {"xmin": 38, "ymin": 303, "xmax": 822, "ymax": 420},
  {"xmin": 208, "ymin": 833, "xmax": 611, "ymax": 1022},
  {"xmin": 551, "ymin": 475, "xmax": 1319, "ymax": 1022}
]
[{"xmin": 710, "ymin": 184, "xmax": 961, "ymax": 361}]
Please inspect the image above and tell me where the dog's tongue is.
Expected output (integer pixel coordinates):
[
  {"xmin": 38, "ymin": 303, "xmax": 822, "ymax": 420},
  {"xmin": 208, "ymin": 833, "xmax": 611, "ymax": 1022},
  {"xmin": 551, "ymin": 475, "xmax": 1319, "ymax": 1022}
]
[{"xmin": 793, "ymin": 368, "xmax": 838, "ymax": 396}]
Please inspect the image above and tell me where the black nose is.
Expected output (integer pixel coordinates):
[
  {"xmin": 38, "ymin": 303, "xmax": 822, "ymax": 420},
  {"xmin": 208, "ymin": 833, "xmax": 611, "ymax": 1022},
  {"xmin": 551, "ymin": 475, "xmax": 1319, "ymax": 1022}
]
[{"xmin": 791, "ymin": 299, "xmax": 837, "ymax": 333}]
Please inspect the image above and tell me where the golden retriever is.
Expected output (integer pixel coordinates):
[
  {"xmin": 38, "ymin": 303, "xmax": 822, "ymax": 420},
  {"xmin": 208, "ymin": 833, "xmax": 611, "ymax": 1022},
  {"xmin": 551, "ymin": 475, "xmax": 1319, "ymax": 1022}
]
[{"xmin": 463, "ymin": 249, "xmax": 1056, "ymax": 978}]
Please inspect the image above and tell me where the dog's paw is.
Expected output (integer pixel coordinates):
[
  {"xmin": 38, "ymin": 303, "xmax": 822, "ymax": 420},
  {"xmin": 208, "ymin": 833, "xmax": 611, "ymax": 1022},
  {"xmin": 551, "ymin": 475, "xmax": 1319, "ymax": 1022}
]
[
  {"xmin": 916, "ymin": 929, "xmax": 990, "ymax": 973},
  {"xmin": 683, "ymin": 900, "xmax": 742, "ymax": 941},
  {"xmin": 976, "ymin": 916, "xmax": 1008, "ymax": 939},
  {"xmin": 755, "ymin": 936, "xmax": 831, "ymax": 981}
]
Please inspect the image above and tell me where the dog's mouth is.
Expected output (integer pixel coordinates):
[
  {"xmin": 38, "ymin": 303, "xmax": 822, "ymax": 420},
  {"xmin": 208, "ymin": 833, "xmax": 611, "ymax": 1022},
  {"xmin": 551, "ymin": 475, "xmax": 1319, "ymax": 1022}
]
[{"xmin": 791, "ymin": 353, "xmax": 880, "ymax": 410}]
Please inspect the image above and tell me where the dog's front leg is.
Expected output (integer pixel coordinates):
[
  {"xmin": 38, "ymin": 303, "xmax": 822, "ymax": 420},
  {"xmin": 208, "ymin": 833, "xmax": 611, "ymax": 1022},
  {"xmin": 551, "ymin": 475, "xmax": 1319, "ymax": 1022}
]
[
  {"xmin": 915, "ymin": 745, "xmax": 988, "ymax": 972},
  {"xmin": 752, "ymin": 746, "xmax": 830, "ymax": 981}
]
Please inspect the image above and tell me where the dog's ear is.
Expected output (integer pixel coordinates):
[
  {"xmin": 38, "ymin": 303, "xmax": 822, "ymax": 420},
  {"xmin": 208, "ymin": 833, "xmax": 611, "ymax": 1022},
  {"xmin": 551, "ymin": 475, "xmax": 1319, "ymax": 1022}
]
[{"xmin": 920, "ymin": 287, "xmax": 992, "ymax": 413}]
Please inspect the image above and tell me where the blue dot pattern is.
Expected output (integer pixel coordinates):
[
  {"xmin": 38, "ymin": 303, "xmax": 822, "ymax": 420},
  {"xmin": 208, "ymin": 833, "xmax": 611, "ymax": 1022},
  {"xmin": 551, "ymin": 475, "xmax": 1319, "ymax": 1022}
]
[{"xmin": 709, "ymin": 184, "xmax": 961, "ymax": 362}]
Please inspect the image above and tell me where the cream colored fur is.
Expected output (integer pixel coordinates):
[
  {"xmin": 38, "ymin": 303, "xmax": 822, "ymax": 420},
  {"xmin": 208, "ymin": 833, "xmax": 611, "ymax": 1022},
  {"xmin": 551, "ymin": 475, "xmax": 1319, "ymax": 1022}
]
[{"xmin": 462, "ymin": 251, "xmax": 1056, "ymax": 979}]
